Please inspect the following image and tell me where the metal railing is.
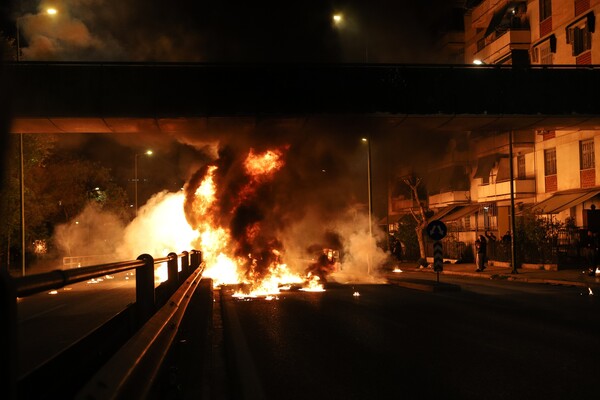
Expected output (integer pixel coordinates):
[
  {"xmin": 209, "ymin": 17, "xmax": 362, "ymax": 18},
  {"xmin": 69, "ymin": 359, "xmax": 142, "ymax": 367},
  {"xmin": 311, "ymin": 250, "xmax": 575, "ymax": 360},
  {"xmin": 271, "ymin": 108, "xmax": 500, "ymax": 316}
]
[{"xmin": 1, "ymin": 249, "xmax": 204, "ymax": 400}]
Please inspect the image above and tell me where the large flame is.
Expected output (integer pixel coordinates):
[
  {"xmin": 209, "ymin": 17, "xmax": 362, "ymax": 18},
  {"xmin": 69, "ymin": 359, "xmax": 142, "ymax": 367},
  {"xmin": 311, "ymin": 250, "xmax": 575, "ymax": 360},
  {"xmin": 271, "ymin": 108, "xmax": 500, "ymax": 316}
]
[{"xmin": 147, "ymin": 146, "xmax": 325, "ymax": 296}]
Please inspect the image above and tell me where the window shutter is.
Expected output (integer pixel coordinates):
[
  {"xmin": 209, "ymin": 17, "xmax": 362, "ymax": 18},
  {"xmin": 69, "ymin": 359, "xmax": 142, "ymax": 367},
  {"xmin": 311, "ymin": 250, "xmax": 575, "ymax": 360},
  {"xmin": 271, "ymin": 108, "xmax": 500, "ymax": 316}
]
[
  {"xmin": 566, "ymin": 27, "xmax": 574, "ymax": 44},
  {"xmin": 530, "ymin": 47, "xmax": 539, "ymax": 63},
  {"xmin": 585, "ymin": 28, "xmax": 592, "ymax": 51}
]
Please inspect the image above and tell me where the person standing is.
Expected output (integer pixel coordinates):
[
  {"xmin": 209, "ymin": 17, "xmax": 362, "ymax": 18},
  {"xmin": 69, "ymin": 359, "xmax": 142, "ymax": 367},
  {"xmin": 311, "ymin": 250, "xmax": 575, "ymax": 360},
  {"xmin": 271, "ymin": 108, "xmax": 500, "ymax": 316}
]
[{"xmin": 476, "ymin": 235, "xmax": 487, "ymax": 272}]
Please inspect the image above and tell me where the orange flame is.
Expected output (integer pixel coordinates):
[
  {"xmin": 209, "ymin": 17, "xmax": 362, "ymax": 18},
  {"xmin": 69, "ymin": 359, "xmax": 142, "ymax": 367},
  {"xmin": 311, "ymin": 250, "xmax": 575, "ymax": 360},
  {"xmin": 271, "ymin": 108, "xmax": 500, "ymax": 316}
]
[
  {"xmin": 145, "ymin": 146, "xmax": 324, "ymax": 297},
  {"xmin": 244, "ymin": 148, "xmax": 286, "ymax": 178}
]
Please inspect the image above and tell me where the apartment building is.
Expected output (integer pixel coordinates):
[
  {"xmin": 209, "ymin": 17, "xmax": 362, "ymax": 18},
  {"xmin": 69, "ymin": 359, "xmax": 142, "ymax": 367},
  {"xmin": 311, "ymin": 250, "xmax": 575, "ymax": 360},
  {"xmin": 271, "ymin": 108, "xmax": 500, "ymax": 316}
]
[{"xmin": 388, "ymin": 0, "xmax": 600, "ymax": 258}]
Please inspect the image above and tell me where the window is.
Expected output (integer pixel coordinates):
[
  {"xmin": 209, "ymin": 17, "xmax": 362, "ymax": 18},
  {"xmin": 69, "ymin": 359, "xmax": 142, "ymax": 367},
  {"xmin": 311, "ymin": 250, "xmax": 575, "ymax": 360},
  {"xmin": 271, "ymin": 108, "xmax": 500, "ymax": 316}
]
[
  {"xmin": 517, "ymin": 155, "xmax": 526, "ymax": 178},
  {"xmin": 539, "ymin": 40, "xmax": 554, "ymax": 64},
  {"xmin": 531, "ymin": 39, "xmax": 555, "ymax": 64},
  {"xmin": 540, "ymin": 0, "xmax": 552, "ymax": 21},
  {"xmin": 544, "ymin": 148, "xmax": 557, "ymax": 176},
  {"xmin": 580, "ymin": 139, "xmax": 595, "ymax": 170},
  {"xmin": 566, "ymin": 13, "xmax": 594, "ymax": 56},
  {"xmin": 568, "ymin": 23, "xmax": 592, "ymax": 55}
]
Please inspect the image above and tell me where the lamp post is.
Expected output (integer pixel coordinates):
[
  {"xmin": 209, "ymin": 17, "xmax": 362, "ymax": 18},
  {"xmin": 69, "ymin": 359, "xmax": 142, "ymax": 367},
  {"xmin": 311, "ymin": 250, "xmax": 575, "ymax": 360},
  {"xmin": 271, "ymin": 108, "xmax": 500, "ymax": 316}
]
[
  {"xmin": 16, "ymin": 8, "xmax": 58, "ymax": 61},
  {"xmin": 134, "ymin": 150, "xmax": 153, "ymax": 216},
  {"xmin": 15, "ymin": 9, "xmax": 58, "ymax": 276},
  {"xmin": 362, "ymin": 137, "xmax": 373, "ymax": 275},
  {"xmin": 20, "ymin": 134, "xmax": 25, "ymax": 276}
]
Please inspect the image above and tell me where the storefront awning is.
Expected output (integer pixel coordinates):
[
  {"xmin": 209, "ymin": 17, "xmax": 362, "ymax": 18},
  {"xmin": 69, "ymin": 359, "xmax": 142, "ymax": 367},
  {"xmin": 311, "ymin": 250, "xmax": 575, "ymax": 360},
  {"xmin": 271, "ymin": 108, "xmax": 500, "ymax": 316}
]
[
  {"xmin": 440, "ymin": 204, "xmax": 481, "ymax": 222},
  {"xmin": 430, "ymin": 204, "xmax": 462, "ymax": 221},
  {"xmin": 522, "ymin": 189, "xmax": 600, "ymax": 215}
]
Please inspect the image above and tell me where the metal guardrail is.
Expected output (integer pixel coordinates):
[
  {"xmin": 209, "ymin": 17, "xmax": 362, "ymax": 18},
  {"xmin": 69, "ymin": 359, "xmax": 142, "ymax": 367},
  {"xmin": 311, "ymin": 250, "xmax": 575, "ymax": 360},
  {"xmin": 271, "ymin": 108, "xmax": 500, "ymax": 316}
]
[{"xmin": 0, "ymin": 249, "xmax": 203, "ymax": 400}]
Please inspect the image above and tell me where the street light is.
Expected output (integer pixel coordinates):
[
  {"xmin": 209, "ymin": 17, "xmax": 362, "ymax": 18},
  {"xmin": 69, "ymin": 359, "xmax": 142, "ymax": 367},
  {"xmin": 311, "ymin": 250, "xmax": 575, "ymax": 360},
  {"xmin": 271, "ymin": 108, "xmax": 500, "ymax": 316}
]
[
  {"xmin": 333, "ymin": 13, "xmax": 343, "ymax": 25},
  {"xmin": 362, "ymin": 137, "xmax": 373, "ymax": 275},
  {"xmin": 15, "ymin": 8, "xmax": 58, "ymax": 276},
  {"xmin": 134, "ymin": 150, "xmax": 153, "ymax": 216},
  {"xmin": 16, "ymin": 8, "xmax": 59, "ymax": 61},
  {"xmin": 332, "ymin": 12, "xmax": 369, "ymax": 62}
]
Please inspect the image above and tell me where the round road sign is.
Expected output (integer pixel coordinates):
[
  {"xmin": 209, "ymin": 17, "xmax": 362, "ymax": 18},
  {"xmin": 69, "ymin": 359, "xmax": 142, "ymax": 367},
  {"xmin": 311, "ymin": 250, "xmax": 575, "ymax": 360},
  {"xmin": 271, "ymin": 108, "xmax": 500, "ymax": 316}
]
[{"xmin": 426, "ymin": 220, "xmax": 447, "ymax": 241}]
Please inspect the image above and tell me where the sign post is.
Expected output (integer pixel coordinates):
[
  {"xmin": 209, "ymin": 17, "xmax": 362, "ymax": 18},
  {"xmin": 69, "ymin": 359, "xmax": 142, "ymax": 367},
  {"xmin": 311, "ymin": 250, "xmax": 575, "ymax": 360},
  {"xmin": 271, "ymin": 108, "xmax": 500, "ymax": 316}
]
[{"xmin": 426, "ymin": 220, "xmax": 447, "ymax": 283}]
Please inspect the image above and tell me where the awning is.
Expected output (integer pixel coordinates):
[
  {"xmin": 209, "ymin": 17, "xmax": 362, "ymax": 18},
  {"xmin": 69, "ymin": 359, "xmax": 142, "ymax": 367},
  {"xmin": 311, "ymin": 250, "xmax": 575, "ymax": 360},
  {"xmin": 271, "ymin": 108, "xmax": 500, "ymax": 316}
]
[
  {"xmin": 430, "ymin": 204, "xmax": 462, "ymax": 221},
  {"xmin": 484, "ymin": 2, "xmax": 523, "ymax": 37},
  {"xmin": 440, "ymin": 204, "xmax": 481, "ymax": 222},
  {"xmin": 473, "ymin": 154, "xmax": 499, "ymax": 179},
  {"xmin": 496, "ymin": 157, "xmax": 511, "ymax": 181},
  {"xmin": 523, "ymin": 189, "xmax": 600, "ymax": 215},
  {"xmin": 484, "ymin": 3, "xmax": 511, "ymax": 37}
]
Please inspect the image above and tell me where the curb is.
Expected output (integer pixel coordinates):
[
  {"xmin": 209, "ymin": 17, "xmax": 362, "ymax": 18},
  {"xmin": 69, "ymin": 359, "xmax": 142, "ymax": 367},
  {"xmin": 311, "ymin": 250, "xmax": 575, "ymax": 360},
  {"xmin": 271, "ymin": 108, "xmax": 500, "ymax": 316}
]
[
  {"xmin": 413, "ymin": 268, "xmax": 592, "ymax": 288},
  {"xmin": 387, "ymin": 277, "xmax": 461, "ymax": 292}
]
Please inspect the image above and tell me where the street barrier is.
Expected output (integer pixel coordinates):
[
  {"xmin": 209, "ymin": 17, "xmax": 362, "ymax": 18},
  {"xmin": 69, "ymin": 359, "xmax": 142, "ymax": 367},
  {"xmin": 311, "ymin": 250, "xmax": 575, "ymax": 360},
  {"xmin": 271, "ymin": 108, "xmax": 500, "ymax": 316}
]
[{"xmin": 0, "ymin": 249, "xmax": 204, "ymax": 400}]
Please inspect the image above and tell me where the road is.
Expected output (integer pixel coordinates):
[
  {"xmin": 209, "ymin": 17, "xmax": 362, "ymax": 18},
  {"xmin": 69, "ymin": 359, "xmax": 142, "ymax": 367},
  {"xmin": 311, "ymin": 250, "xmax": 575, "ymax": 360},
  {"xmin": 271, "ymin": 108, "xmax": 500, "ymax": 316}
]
[
  {"xmin": 219, "ymin": 274, "xmax": 600, "ymax": 400},
  {"xmin": 16, "ymin": 271, "xmax": 137, "ymax": 377}
]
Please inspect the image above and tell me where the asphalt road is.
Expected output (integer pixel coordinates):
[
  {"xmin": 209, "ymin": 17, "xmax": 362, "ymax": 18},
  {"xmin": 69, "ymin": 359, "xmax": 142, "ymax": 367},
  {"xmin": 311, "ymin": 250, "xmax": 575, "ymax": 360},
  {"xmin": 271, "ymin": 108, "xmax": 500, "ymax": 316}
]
[
  {"xmin": 220, "ymin": 276, "xmax": 600, "ymax": 400},
  {"xmin": 16, "ymin": 271, "xmax": 137, "ymax": 377}
]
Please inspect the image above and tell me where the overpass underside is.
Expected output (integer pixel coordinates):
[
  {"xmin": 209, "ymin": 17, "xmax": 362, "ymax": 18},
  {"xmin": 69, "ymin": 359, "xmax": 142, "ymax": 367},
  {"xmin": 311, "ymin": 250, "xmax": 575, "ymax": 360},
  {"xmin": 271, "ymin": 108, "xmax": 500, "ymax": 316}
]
[{"xmin": 4, "ymin": 62, "xmax": 600, "ymax": 134}]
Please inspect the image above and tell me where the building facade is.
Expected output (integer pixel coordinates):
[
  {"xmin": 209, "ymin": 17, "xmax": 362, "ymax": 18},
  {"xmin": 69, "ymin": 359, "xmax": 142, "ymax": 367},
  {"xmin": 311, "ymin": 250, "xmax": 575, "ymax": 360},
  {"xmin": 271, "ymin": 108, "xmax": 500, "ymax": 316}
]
[{"xmin": 388, "ymin": 0, "xmax": 600, "ymax": 264}]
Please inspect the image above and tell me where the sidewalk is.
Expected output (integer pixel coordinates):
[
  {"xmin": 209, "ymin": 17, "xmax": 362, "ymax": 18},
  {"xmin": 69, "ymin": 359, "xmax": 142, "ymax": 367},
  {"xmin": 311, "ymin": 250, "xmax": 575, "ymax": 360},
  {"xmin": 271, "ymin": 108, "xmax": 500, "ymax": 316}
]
[{"xmin": 392, "ymin": 261, "xmax": 600, "ymax": 290}]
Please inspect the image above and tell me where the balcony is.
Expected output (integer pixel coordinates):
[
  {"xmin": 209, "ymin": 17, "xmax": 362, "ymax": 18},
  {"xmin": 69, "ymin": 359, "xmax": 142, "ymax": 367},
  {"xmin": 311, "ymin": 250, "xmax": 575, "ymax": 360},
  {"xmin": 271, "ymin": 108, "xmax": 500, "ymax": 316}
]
[
  {"xmin": 475, "ymin": 29, "xmax": 530, "ymax": 63},
  {"xmin": 478, "ymin": 178, "xmax": 535, "ymax": 201},
  {"xmin": 429, "ymin": 191, "xmax": 470, "ymax": 207},
  {"xmin": 472, "ymin": 0, "xmax": 505, "ymax": 26},
  {"xmin": 390, "ymin": 197, "xmax": 417, "ymax": 214}
]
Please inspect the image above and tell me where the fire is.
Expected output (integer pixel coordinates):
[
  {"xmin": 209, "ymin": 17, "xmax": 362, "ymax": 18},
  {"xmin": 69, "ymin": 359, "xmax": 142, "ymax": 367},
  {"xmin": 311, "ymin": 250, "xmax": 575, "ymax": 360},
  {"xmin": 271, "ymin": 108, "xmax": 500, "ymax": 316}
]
[
  {"xmin": 140, "ymin": 145, "xmax": 326, "ymax": 297},
  {"xmin": 299, "ymin": 273, "xmax": 325, "ymax": 292},
  {"xmin": 244, "ymin": 148, "xmax": 285, "ymax": 178}
]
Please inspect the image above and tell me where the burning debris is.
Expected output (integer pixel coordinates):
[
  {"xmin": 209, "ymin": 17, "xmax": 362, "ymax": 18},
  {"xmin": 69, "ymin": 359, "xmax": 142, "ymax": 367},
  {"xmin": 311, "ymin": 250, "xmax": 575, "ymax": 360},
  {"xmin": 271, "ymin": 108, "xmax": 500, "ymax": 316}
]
[
  {"xmin": 182, "ymin": 145, "xmax": 332, "ymax": 296},
  {"xmin": 52, "ymin": 130, "xmax": 391, "ymax": 297}
]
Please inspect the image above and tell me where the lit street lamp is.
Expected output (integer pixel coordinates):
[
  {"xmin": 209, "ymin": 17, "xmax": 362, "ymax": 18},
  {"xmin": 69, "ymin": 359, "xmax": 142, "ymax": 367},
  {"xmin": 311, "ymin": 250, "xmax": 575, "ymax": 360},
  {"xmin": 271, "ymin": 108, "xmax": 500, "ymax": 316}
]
[
  {"xmin": 134, "ymin": 150, "xmax": 153, "ymax": 216},
  {"xmin": 332, "ymin": 12, "xmax": 369, "ymax": 62},
  {"xmin": 16, "ymin": 8, "xmax": 58, "ymax": 61},
  {"xmin": 16, "ymin": 8, "xmax": 58, "ymax": 276},
  {"xmin": 362, "ymin": 137, "xmax": 373, "ymax": 275}
]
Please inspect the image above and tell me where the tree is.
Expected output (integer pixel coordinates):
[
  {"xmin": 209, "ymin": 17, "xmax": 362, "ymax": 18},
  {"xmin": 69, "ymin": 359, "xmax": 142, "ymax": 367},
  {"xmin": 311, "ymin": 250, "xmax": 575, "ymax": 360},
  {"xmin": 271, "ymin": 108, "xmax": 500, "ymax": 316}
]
[
  {"xmin": 0, "ymin": 134, "xmax": 129, "ymax": 272},
  {"xmin": 403, "ymin": 175, "xmax": 432, "ymax": 264}
]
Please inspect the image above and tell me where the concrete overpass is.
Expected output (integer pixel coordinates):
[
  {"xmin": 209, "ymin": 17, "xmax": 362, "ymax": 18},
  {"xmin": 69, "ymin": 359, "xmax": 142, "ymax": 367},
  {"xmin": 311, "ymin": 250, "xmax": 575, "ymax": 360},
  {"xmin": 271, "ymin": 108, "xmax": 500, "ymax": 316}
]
[{"xmin": 5, "ymin": 62, "xmax": 600, "ymax": 135}]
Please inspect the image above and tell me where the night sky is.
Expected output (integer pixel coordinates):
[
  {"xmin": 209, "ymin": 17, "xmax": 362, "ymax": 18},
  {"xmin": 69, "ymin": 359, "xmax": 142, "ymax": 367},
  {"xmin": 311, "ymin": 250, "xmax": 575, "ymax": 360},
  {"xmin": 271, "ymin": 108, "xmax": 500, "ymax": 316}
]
[{"xmin": 3, "ymin": 0, "xmax": 457, "ymax": 63}]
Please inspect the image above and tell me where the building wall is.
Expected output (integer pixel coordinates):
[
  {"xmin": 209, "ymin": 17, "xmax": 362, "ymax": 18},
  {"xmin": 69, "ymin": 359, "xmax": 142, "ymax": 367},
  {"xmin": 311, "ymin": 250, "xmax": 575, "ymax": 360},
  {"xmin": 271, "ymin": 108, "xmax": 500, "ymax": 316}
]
[{"xmin": 466, "ymin": 0, "xmax": 600, "ymax": 64}]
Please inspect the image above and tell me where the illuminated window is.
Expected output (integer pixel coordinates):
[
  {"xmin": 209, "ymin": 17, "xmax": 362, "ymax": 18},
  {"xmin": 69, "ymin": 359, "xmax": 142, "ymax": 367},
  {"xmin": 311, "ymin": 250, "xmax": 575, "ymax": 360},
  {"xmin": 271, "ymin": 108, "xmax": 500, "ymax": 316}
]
[
  {"xmin": 544, "ymin": 148, "xmax": 557, "ymax": 176},
  {"xmin": 580, "ymin": 139, "xmax": 595, "ymax": 170}
]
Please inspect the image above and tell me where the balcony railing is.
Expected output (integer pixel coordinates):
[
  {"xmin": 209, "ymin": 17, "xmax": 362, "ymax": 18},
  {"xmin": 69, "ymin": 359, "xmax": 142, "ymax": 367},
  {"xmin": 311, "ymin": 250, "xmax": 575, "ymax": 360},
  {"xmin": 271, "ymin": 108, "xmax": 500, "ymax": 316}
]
[
  {"xmin": 475, "ymin": 29, "xmax": 530, "ymax": 62},
  {"xmin": 478, "ymin": 178, "xmax": 535, "ymax": 201},
  {"xmin": 429, "ymin": 191, "xmax": 470, "ymax": 207}
]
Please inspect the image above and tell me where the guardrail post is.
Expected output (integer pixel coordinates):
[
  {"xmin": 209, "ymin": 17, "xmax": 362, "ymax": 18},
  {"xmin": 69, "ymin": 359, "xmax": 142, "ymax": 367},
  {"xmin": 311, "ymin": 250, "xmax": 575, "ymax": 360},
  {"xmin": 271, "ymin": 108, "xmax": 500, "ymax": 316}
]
[
  {"xmin": 136, "ymin": 253, "xmax": 155, "ymax": 328},
  {"xmin": 181, "ymin": 251, "xmax": 189, "ymax": 277},
  {"xmin": 167, "ymin": 252, "xmax": 178, "ymax": 292},
  {"xmin": 0, "ymin": 269, "xmax": 17, "ymax": 400},
  {"xmin": 190, "ymin": 250, "xmax": 202, "ymax": 270}
]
